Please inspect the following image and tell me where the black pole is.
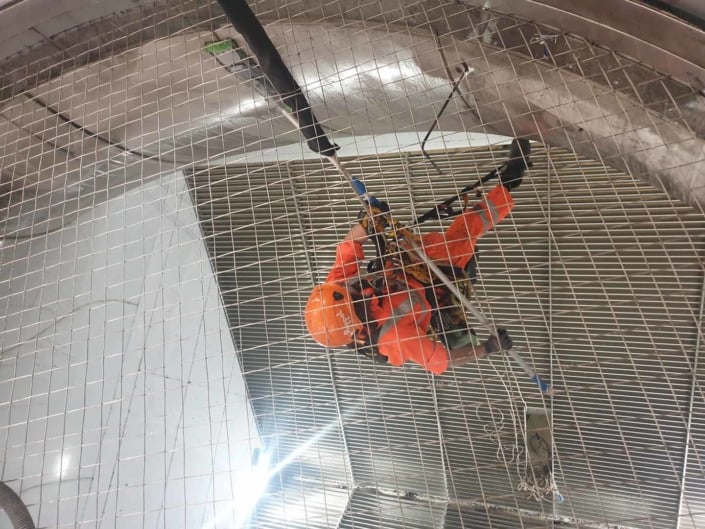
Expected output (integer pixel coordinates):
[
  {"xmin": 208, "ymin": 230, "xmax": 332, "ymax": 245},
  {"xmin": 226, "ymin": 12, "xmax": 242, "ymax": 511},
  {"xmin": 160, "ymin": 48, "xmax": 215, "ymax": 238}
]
[
  {"xmin": 215, "ymin": 0, "xmax": 339, "ymax": 156},
  {"xmin": 412, "ymin": 138, "xmax": 531, "ymax": 226}
]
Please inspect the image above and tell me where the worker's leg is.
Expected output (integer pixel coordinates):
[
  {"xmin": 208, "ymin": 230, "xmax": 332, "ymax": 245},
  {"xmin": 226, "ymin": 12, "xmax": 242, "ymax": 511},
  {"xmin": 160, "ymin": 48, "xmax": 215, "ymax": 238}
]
[
  {"xmin": 422, "ymin": 185, "xmax": 514, "ymax": 270},
  {"xmin": 421, "ymin": 226, "xmax": 477, "ymax": 271},
  {"xmin": 421, "ymin": 200, "xmax": 492, "ymax": 269}
]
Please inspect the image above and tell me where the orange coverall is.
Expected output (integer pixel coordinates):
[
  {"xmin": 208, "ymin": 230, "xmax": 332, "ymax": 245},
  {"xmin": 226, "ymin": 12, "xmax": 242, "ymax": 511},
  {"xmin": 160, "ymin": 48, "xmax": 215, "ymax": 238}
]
[{"xmin": 325, "ymin": 185, "xmax": 514, "ymax": 375}]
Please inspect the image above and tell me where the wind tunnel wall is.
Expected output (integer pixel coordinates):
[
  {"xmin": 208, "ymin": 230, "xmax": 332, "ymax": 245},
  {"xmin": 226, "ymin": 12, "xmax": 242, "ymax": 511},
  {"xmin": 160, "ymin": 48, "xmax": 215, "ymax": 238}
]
[{"xmin": 0, "ymin": 1, "xmax": 704, "ymax": 529}]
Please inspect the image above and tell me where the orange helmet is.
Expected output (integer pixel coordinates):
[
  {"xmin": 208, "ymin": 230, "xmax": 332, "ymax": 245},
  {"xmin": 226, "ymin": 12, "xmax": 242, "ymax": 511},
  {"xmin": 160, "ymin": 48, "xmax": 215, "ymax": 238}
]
[{"xmin": 305, "ymin": 283, "xmax": 362, "ymax": 347}]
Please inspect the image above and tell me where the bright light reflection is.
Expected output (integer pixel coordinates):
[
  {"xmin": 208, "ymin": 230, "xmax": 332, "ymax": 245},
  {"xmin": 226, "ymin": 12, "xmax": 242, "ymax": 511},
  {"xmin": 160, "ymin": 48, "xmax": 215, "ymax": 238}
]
[
  {"xmin": 233, "ymin": 451, "xmax": 270, "ymax": 529},
  {"xmin": 55, "ymin": 453, "xmax": 71, "ymax": 477},
  {"xmin": 204, "ymin": 411, "xmax": 358, "ymax": 529}
]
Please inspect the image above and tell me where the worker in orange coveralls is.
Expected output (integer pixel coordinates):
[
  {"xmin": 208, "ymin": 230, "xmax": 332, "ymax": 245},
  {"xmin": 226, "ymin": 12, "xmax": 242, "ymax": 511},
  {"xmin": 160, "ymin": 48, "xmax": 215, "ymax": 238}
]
[{"xmin": 304, "ymin": 166, "xmax": 524, "ymax": 375}]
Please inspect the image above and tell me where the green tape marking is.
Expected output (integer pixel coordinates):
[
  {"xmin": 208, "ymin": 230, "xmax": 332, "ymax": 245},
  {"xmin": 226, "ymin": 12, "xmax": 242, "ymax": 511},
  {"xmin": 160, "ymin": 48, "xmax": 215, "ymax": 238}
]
[{"xmin": 203, "ymin": 40, "xmax": 234, "ymax": 55}]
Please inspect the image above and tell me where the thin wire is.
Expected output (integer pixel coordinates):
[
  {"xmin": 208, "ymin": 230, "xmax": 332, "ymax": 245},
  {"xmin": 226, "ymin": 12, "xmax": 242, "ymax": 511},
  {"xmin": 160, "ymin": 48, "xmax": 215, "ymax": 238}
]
[{"xmin": 675, "ymin": 263, "xmax": 705, "ymax": 529}]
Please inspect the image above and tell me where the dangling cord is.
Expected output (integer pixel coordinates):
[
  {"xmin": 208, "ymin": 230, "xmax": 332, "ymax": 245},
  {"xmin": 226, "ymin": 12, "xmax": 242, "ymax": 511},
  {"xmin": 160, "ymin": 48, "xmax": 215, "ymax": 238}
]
[{"xmin": 420, "ymin": 63, "xmax": 473, "ymax": 176}]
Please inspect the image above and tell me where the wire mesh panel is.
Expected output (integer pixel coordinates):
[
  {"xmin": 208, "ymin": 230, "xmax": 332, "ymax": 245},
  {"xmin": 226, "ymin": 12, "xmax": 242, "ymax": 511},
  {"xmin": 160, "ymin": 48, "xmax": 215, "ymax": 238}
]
[
  {"xmin": 338, "ymin": 488, "xmax": 445, "ymax": 529},
  {"xmin": 251, "ymin": 484, "xmax": 351, "ymax": 529},
  {"xmin": 0, "ymin": 0, "xmax": 704, "ymax": 529}
]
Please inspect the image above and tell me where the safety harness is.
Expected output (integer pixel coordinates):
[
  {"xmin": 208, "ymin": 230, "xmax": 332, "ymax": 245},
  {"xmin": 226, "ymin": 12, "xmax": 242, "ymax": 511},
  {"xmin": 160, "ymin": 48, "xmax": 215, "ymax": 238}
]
[{"xmin": 347, "ymin": 241, "xmax": 479, "ymax": 364}]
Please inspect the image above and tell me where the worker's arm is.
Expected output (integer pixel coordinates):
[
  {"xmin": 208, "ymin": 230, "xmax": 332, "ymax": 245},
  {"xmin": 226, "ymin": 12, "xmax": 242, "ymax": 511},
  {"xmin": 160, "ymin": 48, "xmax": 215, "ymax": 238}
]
[
  {"xmin": 448, "ymin": 328, "xmax": 513, "ymax": 368},
  {"xmin": 325, "ymin": 235, "xmax": 366, "ymax": 283},
  {"xmin": 447, "ymin": 342, "xmax": 491, "ymax": 367},
  {"xmin": 327, "ymin": 200, "xmax": 389, "ymax": 282},
  {"xmin": 377, "ymin": 322, "xmax": 451, "ymax": 375},
  {"xmin": 379, "ymin": 329, "xmax": 512, "ymax": 374},
  {"xmin": 343, "ymin": 223, "xmax": 369, "ymax": 243}
]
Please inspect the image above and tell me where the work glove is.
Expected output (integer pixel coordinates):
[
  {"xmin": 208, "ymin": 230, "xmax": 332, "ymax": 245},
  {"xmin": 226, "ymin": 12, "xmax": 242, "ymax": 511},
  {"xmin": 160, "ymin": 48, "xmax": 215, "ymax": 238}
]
[
  {"xmin": 357, "ymin": 198, "xmax": 390, "ymax": 235},
  {"xmin": 500, "ymin": 138, "xmax": 531, "ymax": 191},
  {"xmin": 483, "ymin": 328, "xmax": 513, "ymax": 355},
  {"xmin": 499, "ymin": 165, "xmax": 524, "ymax": 191}
]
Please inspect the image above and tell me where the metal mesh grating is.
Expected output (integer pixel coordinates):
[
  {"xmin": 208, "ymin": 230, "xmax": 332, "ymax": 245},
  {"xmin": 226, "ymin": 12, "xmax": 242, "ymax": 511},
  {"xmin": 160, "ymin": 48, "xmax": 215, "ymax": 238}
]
[{"xmin": 188, "ymin": 144, "xmax": 705, "ymax": 528}]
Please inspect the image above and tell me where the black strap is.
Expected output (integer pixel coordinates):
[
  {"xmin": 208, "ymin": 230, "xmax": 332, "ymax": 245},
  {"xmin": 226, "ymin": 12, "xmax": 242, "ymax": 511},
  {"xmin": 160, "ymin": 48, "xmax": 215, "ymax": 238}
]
[
  {"xmin": 465, "ymin": 252, "xmax": 479, "ymax": 285},
  {"xmin": 348, "ymin": 288, "xmax": 388, "ymax": 364},
  {"xmin": 367, "ymin": 233, "xmax": 387, "ymax": 273}
]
